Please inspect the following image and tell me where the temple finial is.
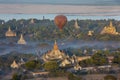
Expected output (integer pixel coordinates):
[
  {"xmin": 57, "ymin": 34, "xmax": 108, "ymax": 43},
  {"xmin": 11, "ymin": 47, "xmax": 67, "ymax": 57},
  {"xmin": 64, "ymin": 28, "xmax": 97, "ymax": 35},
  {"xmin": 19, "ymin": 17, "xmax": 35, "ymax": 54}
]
[{"xmin": 110, "ymin": 21, "xmax": 113, "ymax": 27}]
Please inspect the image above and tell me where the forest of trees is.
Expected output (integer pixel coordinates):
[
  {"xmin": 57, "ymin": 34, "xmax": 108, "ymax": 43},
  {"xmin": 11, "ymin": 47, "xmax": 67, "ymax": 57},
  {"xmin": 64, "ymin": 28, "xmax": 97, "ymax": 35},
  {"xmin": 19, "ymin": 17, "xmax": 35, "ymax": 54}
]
[{"xmin": 0, "ymin": 19, "xmax": 120, "ymax": 41}]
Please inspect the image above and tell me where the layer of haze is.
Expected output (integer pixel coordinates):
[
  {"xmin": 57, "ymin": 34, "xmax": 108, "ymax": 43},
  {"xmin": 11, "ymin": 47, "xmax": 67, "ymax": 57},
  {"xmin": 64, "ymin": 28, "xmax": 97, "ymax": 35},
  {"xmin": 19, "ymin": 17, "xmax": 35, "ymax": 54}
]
[{"xmin": 0, "ymin": 4, "xmax": 120, "ymax": 16}]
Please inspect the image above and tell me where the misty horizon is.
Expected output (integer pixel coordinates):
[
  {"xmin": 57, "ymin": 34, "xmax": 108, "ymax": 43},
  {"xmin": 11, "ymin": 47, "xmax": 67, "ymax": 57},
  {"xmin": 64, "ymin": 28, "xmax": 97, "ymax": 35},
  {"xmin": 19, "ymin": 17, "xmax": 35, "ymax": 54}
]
[{"xmin": 0, "ymin": 0, "xmax": 120, "ymax": 6}]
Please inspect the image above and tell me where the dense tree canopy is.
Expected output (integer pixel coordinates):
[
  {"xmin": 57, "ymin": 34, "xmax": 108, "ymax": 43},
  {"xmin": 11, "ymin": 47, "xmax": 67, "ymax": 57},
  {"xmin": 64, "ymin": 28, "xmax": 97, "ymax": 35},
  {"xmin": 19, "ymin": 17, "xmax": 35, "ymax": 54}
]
[
  {"xmin": 43, "ymin": 61, "xmax": 59, "ymax": 71},
  {"xmin": 0, "ymin": 19, "xmax": 120, "ymax": 41},
  {"xmin": 25, "ymin": 60, "xmax": 42, "ymax": 70}
]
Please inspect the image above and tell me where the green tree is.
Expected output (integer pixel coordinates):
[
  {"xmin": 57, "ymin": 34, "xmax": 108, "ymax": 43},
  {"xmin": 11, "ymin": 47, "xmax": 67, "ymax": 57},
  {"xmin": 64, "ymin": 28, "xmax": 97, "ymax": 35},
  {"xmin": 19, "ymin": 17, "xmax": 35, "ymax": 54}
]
[
  {"xmin": 25, "ymin": 60, "xmax": 42, "ymax": 70},
  {"xmin": 44, "ymin": 61, "xmax": 59, "ymax": 71},
  {"xmin": 92, "ymin": 51, "xmax": 108, "ymax": 66},
  {"xmin": 113, "ymin": 52, "xmax": 120, "ymax": 65},
  {"xmin": 68, "ymin": 73, "xmax": 82, "ymax": 80}
]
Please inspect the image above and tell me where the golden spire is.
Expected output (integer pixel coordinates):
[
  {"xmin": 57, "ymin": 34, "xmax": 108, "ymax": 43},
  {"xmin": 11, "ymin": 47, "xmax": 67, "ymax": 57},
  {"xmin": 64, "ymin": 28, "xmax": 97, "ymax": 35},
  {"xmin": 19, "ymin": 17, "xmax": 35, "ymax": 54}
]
[
  {"xmin": 53, "ymin": 40, "xmax": 59, "ymax": 50},
  {"xmin": 110, "ymin": 21, "xmax": 113, "ymax": 27},
  {"xmin": 20, "ymin": 34, "xmax": 24, "ymax": 40},
  {"xmin": 17, "ymin": 34, "xmax": 26, "ymax": 44},
  {"xmin": 74, "ymin": 20, "xmax": 80, "ymax": 29},
  {"xmin": 8, "ymin": 26, "xmax": 11, "ymax": 31}
]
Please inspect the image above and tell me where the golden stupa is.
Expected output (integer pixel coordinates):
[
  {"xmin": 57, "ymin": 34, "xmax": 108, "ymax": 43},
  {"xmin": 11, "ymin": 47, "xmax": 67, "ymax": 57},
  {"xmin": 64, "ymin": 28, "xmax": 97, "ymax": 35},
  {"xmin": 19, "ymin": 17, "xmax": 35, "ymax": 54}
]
[
  {"xmin": 11, "ymin": 60, "xmax": 19, "ymax": 69},
  {"xmin": 42, "ymin": 40, "xmax": 66, "ymax": 62},
  {"xmin": 17, "ymin": 34, "xmax": 26, "ymax": 44},
  {"xmin": 88, "ymin": 30, "xmax": 94, "ymax": 36},
  {"xmin": 100, "ymin": 21, "xmax": 119, "ymax": 35},
  {"xmin": 5, "ymin": 27, "xmax": 16, "ymax": 37},
  {"xmin": 74, "ymin": 20, "xmax": 80, "ymax": 29}
]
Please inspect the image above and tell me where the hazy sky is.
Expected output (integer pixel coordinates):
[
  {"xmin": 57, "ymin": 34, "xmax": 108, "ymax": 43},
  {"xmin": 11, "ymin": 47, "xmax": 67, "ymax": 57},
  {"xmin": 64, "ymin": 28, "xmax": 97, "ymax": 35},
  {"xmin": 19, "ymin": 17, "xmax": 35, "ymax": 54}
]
[
  {"xmin": 0, "ymin": 0, "xmax": 120, "ymax": 20},
  {"xmin": 0, "ymin": 0, "xmax": 120, "ymax": 5}
]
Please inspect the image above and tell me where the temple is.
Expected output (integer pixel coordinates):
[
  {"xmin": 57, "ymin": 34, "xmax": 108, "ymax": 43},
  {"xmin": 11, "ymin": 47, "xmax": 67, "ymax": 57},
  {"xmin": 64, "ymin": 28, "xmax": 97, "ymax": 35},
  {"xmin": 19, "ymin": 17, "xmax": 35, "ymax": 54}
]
[
  {"xmin": 42, "ymin": 40, "xmax": 66, "ymax": 62},
  {"xmin": 11, "ymin": 60, "xmax": 19, "ymax": 69},
  {"xmin": 17, "ymin": 34, "xmax": 26, "ymax": 44},
  {"xmin": 5, "ymin": 27, "xmax": 16, "ymax": 37},
  {"xmin": 74, "ymin": 20, "xmax": 80, "ymax": 29},
  {"xmin": 30, "ymin": 18, "xmax": 34, "ymax": 24},
  {"xmin": 42, "ymin": 40, "xmax": 91, "ymax": 70},
  {"xmin": 88, "ymin": 30, "xmax": 94, "ymax": 36},
  {"xmin": 100, "ymin": 21, "xmax": 119, "ymax": 35}
]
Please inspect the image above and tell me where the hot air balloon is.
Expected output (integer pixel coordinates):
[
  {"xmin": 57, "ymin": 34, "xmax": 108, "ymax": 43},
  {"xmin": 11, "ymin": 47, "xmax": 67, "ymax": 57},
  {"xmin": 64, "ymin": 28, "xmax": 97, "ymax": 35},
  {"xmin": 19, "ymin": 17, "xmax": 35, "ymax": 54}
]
[{"xmin": 54, "ymin": 15, "xmax": 67, "ymax": 31}]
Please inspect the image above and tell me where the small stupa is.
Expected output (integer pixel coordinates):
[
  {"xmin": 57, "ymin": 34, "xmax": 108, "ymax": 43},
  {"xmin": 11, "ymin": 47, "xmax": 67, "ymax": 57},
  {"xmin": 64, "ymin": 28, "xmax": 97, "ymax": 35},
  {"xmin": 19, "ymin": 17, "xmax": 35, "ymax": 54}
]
[
  {"xmin": 74, "ymin": 63, "xmax": 82, "ymax": 71},
  {"xmin": 11, "ymin": 60, "xmax": 19, "ymax": 69},
  {"xmin": 60, "ymin": 58, "xmax": 71, "ymax": 67},
  {"xmin": 30, "ymin": 18, "xmax": 34, "ymax": 24},
  {"xmin": 88, "ymin": 30, "xmax": 94, "ymax": 36},
  {"xmin": 5, "ymin": 27, "xmax": 16, "ymax": 37},
  {"xmin": 17, "ymin": 34, "xmax": 26, "ymax": 44},
  {"xmin": 74, "ymin": 20, "xmax": 80, "ymax": 29},
  {"xmin": 100, "ymin": 21, "xmax": 119, "ymax": 35}
]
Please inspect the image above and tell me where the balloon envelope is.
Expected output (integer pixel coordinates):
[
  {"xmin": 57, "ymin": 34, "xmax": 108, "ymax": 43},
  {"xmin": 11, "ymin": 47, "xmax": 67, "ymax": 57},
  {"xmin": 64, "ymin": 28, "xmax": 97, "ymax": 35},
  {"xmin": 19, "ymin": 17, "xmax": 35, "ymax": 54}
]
[{"xmin": 54, "ymin": 15, "xmax": 67, "ymax": 30}]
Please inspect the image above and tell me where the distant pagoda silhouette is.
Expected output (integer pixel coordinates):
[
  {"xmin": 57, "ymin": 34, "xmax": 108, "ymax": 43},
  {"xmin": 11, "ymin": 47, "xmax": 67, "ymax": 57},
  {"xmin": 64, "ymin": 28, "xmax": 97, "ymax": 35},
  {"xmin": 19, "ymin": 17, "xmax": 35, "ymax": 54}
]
[
  {"xmin": 74, "ymin": 20, "xmax": 80, "ymax": 29},
  {"xmin": 100, "ymin": 21, "xmax": 119, "ymax": 35},
  {"xmin": 30, "ymin": 18, "xmax": 34, "ymax": 24},
  {"xmin": 17, "ymin": 34, "xmax": 26, "ymax": 44},
  {"xmin": 5, "ymin": 27, "xmax": 16, "ymax": 37}
]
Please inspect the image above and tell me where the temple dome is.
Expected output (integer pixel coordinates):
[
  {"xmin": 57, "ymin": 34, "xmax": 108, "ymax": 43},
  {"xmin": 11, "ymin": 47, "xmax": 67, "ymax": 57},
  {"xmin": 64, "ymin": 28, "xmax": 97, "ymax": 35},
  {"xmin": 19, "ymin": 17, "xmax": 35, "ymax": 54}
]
[{"xmin": 5, "ymin": 27, "xmax": 16, "ymax": 37}]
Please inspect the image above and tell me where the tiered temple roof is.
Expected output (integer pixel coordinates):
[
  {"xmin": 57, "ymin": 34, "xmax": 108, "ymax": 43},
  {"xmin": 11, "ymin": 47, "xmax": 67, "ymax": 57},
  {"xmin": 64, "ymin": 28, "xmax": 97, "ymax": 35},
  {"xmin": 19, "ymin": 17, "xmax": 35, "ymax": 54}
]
[
  {"xmin": 100, "ymin": 21, "xmax": 119, "ymax": 35},
  {"xmin": 42, "ymin": 40, "xmax": 66, "ymax": 62}
]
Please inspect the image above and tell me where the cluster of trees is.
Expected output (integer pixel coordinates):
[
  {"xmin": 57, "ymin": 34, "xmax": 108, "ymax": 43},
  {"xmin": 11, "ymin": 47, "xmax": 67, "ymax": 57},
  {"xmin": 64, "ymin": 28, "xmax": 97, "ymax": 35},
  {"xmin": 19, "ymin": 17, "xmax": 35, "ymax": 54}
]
[
  {"xmin": 0, "ymin": 19, "xmax": 120, "ymax": 41},
  {"xmin": 0, "ymin": 52, "xmax": 35, "ymax": 70},
  {"xmin": 79, "ymin": 51, "xmax": 108, "ymax": 67},
  {"xmin": 113, "ymin": 52, "xmax": 120, "ymax": 65},
  {"xmin": 79, "ymin": 49, "xmax": 120, "ymax": 67},
  {"xmin": 24, "ymin": 60, "xmax": 42, "ymax": 70}
]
